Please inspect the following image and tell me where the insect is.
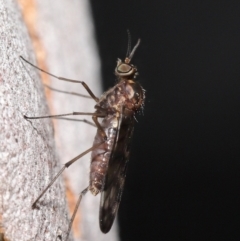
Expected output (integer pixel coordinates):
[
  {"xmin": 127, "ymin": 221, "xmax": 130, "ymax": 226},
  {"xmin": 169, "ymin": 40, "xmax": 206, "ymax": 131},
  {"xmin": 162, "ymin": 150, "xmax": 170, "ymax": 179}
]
[{"xmin": 20, "ymin": 37, "xmax": 145, "ymax": 240}]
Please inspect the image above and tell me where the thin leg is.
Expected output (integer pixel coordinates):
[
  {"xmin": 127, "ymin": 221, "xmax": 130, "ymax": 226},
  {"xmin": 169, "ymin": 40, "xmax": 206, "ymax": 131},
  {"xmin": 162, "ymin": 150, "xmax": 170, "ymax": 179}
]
[
  {"xmin": 44, "ymin": 84, "xmax": 92, "ymax": 99},
  {"xmin": 95, "ymin": 105, "xmax": 108, "ymax": 114},
  {"xmin": 32, "ymin": 141, "xmax": 104, "ymax": 209},
  {"xmin": 53, "ymin": 117, "xmax": 96, "ymax": 127},
  {"xmin": 92, "ymin": 116, "xmax": 107, "ymax": 140},
  {"xmin": 20, "ymin": 56, "xmax": 99, "ymax": 102},
  {"xmin": 24, "ymin": 111, "xmax": 106, "ymax": 120},
  {"xmin": 65, "ymin": 187, "xmax": 88, "ymax": 241}
]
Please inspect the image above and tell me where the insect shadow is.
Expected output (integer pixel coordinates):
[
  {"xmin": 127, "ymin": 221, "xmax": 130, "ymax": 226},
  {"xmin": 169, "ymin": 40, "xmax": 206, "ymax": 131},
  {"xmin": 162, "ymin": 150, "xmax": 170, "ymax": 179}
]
[{"xmin": 20, "ymin": 37, "xmax": 145, "ymax": 241}]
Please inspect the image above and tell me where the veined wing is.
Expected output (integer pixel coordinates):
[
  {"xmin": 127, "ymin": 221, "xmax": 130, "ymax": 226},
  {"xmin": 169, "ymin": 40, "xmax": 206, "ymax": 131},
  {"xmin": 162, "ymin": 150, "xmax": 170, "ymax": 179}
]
[{"xmin": 99, "ymin": 110, "xmax": 135, "ymax": 233}]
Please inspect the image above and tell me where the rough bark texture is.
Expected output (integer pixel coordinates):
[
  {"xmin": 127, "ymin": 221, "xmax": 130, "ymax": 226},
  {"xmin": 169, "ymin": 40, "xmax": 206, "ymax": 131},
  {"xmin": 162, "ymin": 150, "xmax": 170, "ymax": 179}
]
[
  {"xmin": 0, "ymin": 1, "xmax": 70, "ymax": 241},
  {"xmin": 0, "ymin": 0, "xmax": 119, "ymax": 241},
  {"xmin": 34, "ymin": 1, "xmax": 118, "ymax": 241}
]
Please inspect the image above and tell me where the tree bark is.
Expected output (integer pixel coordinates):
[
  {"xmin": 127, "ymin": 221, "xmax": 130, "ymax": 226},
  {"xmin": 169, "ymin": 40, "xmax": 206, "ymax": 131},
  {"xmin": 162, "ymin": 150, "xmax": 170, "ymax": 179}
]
[
  {"xmin": 0, "ymin": 0, "xmax": 118, "ymax": 241},
  {"xmin": 0, "ymin": 0, "xmax": 70, "ymax": 240}
]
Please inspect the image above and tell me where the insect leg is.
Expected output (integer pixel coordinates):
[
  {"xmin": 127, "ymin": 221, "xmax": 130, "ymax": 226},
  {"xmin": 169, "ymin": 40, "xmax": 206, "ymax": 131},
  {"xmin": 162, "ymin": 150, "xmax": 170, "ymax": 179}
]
[
  {"xmin": 65, "ymin": 187, "xmax": 88, "ymax": 241},
  {"xmin": 20, "ymin": 56, "xmax": 99, "ymax": 102},
  {"xmin": 42, "ymin": 86, "xmax": 95, "ymax": 127},
  {"xmin": 32, "ymin": 141, "xmax": 104, "ymax": 209},
  {"xmin": 44, "ymin": 84, "xmax": 92, "ymax": 99},
  {"xmin": 92, "ymin": 116, "xmax": 107, "ymax": 140},
  {"xmin": 24, "ymin": 112, "xmax": 106, "ymax": 120},
  {"xmin": 53, "ymin": 117, "xmax": 96, "ymax": 127}
]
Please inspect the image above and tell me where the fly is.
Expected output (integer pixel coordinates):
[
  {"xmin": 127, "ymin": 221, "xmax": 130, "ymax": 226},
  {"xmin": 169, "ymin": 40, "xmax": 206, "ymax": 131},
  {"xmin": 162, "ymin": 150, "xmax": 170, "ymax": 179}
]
[{"xmin": 20, "ymin": 37, "xmax": 145, "ymax": 240}]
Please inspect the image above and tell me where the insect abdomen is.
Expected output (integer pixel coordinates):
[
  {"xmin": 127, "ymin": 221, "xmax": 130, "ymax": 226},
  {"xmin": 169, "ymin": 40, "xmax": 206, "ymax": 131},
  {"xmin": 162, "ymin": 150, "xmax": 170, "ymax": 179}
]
[{"xmin": 89, "ymin": 116, "xmax": 118, "ymax": 196}]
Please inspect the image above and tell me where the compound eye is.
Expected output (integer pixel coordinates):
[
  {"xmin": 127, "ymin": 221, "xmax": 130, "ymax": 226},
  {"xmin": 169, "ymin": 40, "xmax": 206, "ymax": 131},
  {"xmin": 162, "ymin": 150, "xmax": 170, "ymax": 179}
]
[{"xmin": 117, "ymin": 63, "xmax": 132, "ymax": 74}]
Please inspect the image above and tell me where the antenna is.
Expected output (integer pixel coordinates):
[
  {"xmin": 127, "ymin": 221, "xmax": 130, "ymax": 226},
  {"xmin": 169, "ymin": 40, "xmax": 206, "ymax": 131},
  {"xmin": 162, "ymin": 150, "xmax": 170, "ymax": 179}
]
[
  {"xmin": 126, "ymin": 30, "xmax": 132, "ymax": 57},
  {"xmin": 128, "ymin": 39, "xmax": 141, "ymax": 61}
]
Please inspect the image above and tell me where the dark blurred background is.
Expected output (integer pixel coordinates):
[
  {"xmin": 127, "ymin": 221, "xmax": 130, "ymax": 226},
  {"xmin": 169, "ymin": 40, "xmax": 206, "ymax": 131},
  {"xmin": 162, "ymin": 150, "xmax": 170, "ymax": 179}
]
[{"xmin": 90, "ymin": 1, "xmax": 240, "ymax": 241}]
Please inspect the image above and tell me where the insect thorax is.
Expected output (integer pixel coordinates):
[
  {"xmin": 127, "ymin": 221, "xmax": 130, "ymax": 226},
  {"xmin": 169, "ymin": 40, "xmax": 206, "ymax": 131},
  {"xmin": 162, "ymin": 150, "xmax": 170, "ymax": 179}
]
[{"xmin": 96, "ymin": 79, "xmax": 144, "ymax": 116}]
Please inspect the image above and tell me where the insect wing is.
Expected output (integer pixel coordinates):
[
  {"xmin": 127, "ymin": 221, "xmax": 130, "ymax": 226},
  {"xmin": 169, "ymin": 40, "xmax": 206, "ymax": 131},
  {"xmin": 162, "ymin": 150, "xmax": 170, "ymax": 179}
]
[{"xmin": 99, "ymin": 111, "xmax": 135, "ymax": 233}]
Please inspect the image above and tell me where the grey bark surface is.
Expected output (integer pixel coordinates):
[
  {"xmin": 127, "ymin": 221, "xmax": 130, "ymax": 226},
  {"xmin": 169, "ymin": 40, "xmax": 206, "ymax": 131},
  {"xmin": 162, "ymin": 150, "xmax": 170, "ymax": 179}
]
[
  {"xmin": 34, "ymin": 1, "xmax": 118, "ymax": 241},
  {"xmin": 0, "ymin": 0, "xmax": 119, "ymax": 241},
  {"xmin": 0, "ymin": 1, "xmax": 70, "ymax": 241}
]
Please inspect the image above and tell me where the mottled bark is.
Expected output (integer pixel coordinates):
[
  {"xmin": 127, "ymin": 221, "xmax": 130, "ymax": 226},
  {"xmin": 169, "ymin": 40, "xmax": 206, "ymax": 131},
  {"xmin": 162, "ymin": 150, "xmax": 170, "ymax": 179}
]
[
  {"xmin": 0, "ymin": 0, "xmax": 119, "ymax": 241},
  {"xmin": 0, "ymin": 0, "xmax": 70, "ymax": 240}
]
